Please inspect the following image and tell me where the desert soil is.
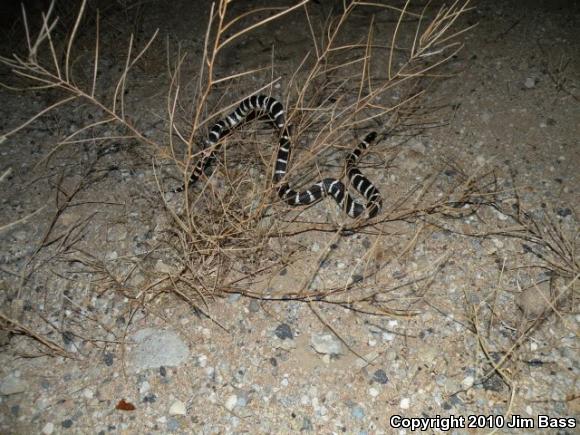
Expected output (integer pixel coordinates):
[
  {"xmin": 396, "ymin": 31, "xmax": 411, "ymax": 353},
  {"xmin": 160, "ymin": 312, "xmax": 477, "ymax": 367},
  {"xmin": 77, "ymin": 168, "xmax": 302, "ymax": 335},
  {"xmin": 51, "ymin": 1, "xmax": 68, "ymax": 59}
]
[{"xmin": 0, "ymin": 1, "xmax": 578, "ymax": 434}]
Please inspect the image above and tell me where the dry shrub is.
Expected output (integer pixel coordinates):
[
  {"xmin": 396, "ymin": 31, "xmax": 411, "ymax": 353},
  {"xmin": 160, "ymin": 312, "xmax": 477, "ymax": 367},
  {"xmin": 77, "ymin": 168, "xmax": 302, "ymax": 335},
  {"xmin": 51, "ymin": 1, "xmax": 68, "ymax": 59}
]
[
  {"xmin": 1, "ymin": 1, "xmax": 576, "ymax": 388},
  {"xmin": 0, "ymin": 0, "xmax": 480, "ymax": 347}
]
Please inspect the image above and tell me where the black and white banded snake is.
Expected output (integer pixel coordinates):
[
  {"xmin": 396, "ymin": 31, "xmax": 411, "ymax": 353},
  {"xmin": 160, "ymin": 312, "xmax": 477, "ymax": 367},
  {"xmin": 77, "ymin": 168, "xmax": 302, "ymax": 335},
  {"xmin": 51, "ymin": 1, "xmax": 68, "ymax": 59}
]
[{"xmin": 173, "ymin": 95, "xmax": 382, "ymax": 219}]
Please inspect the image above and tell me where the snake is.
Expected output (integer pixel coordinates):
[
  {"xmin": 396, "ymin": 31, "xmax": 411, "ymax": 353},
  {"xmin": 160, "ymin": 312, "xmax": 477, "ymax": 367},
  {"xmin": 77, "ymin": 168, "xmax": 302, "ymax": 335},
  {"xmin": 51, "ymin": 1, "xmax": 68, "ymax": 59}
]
[{"xmin": 173, "ymin": 94, "xmax": 381, "ymax": 219}]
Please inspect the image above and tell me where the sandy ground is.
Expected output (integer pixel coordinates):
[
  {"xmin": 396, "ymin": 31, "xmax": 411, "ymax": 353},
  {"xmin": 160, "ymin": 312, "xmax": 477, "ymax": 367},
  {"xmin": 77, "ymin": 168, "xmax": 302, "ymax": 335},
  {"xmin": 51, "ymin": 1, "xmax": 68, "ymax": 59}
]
[{"xmin": 0, "ymin": 1, "xmax": 578, "ymax": 434}]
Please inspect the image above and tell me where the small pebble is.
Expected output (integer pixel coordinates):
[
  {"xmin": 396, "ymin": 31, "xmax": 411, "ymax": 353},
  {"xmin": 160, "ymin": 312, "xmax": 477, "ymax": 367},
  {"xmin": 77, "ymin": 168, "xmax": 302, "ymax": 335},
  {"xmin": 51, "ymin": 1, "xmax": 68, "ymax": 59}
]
[
  {"xmin": 462, "ymin": 375, "xmax": 475, "ymax": 388},
  {"xmin": 103, "ymin": 353, "xmax": 114, "ymax": 366},
  {"xmin": 168, "ymin": 400, "xmax": 186, "ymax": 416},
  {"xmin": 139, "ymin": 381, "xmax": 150, "ymax": 395},
  {"xmin": 400, "ymin": 398, "xmax": 410, "ymax": 409},
  {"xmin": 225, "ymin": 394, "xmax": 238, "ymax": 411},
  {"xmin": 372, "ymin": 369, "xmax": 389, "ymax": 385},
  {"xmin": 556, "ymin": 207, "xmax": 571, "ymax": 217},
  {"xmin": 237, "ymin": 392, "xmax": 249, "ymax": 407},
  {"xmin": 351, "ymin": 405, "xmax": 365, "ymax": 420},
  {"xmin": 275, "ymin": 323, "xmax": 293, "ymax": 340},
  {"xmin": 382, "ymin": 332, "xmax": 395, "ymax": 342},
  {"xmin": 368, "ymin": 387, "xmax": 379, "ymax": 397},
  {"xmin": 42, "ymin": 422, "xmax": 55, "ymax": 435},
  {"xmin": 524, "ymin": 77, "xmax": 536, "ymax": 88},
  {"xmin": 248, "ymin": 300, "xmax": 260, "ymax": 313},
  {"xmin": 228, "ymin": 293, "xmax": 241, "ymax": 303},
  {"xmin": 311, "ymin": 333, "xmax": 343, "ymax": 355},
  {"xmin": 143, "ymin": 393, "xmax": 156, "ymax": 403},
  {"xmin": 166, "ymin": 417, "xmax": 180, "ymax": 431},
  {"xmin": 351, "ymin": 274, "xmax": 363, "ymax": 284}
]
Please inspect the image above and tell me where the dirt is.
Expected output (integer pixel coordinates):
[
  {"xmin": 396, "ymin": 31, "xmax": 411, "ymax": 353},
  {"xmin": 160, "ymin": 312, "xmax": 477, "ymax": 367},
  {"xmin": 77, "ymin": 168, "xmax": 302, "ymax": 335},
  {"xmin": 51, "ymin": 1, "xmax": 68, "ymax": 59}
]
[{"xmin": 0, "ymin": 1, "xmax": 578, "ymax": 434}]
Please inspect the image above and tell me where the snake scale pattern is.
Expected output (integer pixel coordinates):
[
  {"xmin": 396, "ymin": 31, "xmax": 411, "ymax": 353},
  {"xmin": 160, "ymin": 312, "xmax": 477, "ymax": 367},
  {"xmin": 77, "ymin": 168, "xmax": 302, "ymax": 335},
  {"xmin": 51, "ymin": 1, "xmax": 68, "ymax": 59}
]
[{"xmin": 174, "ymin": 95, "xmax": 381, "ymax": 219}]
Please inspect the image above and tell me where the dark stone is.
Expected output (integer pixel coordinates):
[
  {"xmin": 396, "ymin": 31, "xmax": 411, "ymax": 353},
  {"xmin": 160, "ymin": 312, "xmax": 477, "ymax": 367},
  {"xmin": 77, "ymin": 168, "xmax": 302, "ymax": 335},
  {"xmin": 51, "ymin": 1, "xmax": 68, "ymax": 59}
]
[
  {"xmin": 62, "ymin": 419, "xmax": 73, "ymax": 428},
  {"xmin": 482, "ymin": 373, "xmax": 505, "ymax": 392},
  {"xmin": 143, "ymin": 393, "xmax": 157, "ymax": 403},
  {"xmin": 556, "ymin": 207, "xmax": 571, "ymax": 217},
  {"xmin": 372, "ymin": 369, "xmax": 389, "ymax": 385},
  {"xmin": 275, "ymin": 323, "xmax": 293, "ymax": 340},
  {"xmin": 103, "ymin": 352, "xmax": 114, "ymax": 366},
  {"xmin": 351, "ymin": 274, "xmax": 363, "ymax": 284},
  {"xmin": 61, "ymin": 331, "xmax": 75, "ymax": 346}
]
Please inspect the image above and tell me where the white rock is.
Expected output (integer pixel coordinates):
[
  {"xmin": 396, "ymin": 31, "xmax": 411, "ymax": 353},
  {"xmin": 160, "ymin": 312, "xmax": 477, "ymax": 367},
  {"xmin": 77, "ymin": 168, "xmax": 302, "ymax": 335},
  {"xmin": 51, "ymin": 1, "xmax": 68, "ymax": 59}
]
[
  {"xmin": 130, "ymin": 328, "xmax": 190, "ymax": 371},
  {"xmin": 225, "ymin": 394, "xmax": 238, "ymax": 411},
  {"xmin": 462, "ymin": 375, "xmax": 475, "ymax": 388},
  {"xmin": 382, "ymin": 332, "xmax": 395, "ymax": 342},
  {"xmin": 42, "ymin": 422, "xmax": 54, "ymax": 435},
  {"xmin": 491, "ymin": 238, "xmax": 504, "ymax": 249},
  {"xmin": 169, "ymin": 400, "xmax": 186, "ymax": 416},
  {"xmin": 524, "ymin": 77, "xmax": 536, "ymax": 88},
  {"xmin": 311, "ymin": 333, "xmax": 343, "ymax": 355},
  {"xmin": 369, "ymin": 387, "xmax": 379, "ymax": 397},
  {"xmin": 400, "ymin": 398, "xmax": 410, "ymax": 409}
]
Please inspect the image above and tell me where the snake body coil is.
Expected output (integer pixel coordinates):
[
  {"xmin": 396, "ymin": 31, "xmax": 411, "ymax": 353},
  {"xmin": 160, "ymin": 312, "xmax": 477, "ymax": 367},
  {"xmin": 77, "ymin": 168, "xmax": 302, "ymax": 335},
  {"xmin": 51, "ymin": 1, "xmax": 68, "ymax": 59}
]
[{"xmin": 174, "ymin": 95, "xmax": 381, "ymax": 218}]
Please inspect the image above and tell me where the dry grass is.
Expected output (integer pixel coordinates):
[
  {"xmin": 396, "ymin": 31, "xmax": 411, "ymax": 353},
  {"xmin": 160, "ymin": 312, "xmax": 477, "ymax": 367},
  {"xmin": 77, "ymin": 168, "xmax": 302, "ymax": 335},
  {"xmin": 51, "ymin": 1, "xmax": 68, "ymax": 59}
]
[{"xmin": 0, "ymin": 1, "xmax": 577, "ymax": 414}]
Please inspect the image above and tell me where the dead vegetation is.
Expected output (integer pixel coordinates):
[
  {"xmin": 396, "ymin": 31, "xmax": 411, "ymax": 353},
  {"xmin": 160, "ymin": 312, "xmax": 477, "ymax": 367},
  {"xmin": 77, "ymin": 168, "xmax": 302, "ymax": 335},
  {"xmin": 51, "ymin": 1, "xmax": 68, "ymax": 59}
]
[{"xmin": 0, "ymin": 0, "xmax": 577, "ymax": 420}]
